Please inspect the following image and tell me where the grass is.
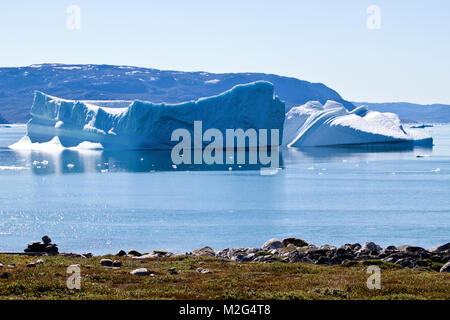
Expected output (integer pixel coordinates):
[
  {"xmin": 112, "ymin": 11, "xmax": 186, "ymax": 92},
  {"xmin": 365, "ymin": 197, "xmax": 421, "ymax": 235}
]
[{"xmin": 0, "ymin": 254, "xmax": 448, "ymax": 300}]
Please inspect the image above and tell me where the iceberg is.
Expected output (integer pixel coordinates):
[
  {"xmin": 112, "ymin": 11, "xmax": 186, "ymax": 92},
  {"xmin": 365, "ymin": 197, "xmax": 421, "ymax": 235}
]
[
  {"xmin": 20, "ymin": 81, "xmax": 285, "ymax": 150},
  {"xmin": 283, "ymin": 101, "xmax": 433, "ymax": 147}
]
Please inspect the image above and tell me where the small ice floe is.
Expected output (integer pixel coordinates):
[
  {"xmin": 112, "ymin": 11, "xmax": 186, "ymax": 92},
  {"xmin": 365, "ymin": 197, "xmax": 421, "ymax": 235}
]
[
  {"xmin": 67, "ymin": 163, "xmax": 75, "ymax": 169},
  {"xmin": 228, "ymin": 167, "xmax": 232, "ymax": 171},
  {"xmin": 172, "ymin": 164, "xmax": 177, "ymax": 169},
  {"xmin": 140, "ymin": 158, "xmax": 144, "ymax": 161},
  {"xmin": 32, "ymin": 160, "xmax": 49, "ymax": 166},
  {"xmin": 318, "ymin": 172, "xmax": 323, "ymax": 176},
  {"xmin": 342, "ymin": 159, "xmax": 348, "ymax": 163},
  {"xmin": 307, "ymin": 166, "xmax": 315, "ymax": 170},
  {"xmin": 100, "ymin": 169, "xmax": 108, "ymax": 173},
  {"xmin": 416, "ymin": 154, "xmax": 430, "ymax": 158},
  {"xmin": 0, "ymin": 166, "xmax": 28, "ymax": 171},
  {"xmin": 432, "ymin": 168, "xmax": 441, "ymax": 173}
]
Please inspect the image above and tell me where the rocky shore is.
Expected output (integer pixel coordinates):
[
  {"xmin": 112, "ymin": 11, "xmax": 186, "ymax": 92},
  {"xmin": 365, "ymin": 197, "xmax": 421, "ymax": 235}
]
[
  {"xmin": 111, "ymin": 238, "xmax": 450, "ymax": 273},
  {"xmin": 5, "ymin": 236, "xmax": 449, "ymax": 273}
]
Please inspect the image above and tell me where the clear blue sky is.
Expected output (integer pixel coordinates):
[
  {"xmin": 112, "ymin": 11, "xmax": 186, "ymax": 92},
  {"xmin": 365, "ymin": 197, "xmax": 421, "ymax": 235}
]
[{"xmin": 1, "ymin": 0, "xmax": 449, "ymax": 104}]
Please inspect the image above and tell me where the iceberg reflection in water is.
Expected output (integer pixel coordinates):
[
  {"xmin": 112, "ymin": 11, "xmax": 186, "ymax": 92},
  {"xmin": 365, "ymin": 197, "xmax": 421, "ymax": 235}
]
[
  {"xmin": 7, "ymin": 143, "xmax": 433, "ymax": 175},
  {"xmin": 10, "ymin": 149, "xmax": 283, "ymax": 175}
]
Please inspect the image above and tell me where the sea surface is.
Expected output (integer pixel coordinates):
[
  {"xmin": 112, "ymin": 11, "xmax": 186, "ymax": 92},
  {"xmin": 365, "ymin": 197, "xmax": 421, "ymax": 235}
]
[{"xmin": 0, "ymin": 124, "xmax": 449, "ymax": 254}]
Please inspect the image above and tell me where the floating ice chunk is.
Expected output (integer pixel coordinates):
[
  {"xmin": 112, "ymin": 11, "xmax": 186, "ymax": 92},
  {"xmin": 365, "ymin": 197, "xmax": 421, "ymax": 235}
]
[
  {"xmin": 283, "ymin": 100, "xmax": 433, "ymax": 147},
  {"xmin": 432, "ymin": 168, "xmax": 441, "ymax": 173},
  {"xmin": 9, "ymin": 136, "xmax": 65, "ymax": 151},
  {"xmin": 8, "ymin": 135, "xmax": 103, "ymax": 152},
  {"xmin": 67, "ymin": 163, "xmax": 75, "ymax": 168},
  {"xmin": 0, "ymin": 166, "xmax": 28, "ymax": 171}
]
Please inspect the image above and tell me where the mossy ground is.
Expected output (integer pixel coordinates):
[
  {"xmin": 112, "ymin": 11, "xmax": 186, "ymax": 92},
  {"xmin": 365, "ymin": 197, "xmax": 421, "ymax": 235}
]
[{"xmin": 0, "ymin": 254, "xmax": 448, "ymax": 300}]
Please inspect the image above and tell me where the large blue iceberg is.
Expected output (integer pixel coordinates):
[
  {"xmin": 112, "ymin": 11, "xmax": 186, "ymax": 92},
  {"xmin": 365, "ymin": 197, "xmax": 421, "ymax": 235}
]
[{"xmin": 15, "ymin": 81, "xmax": 285, "ymax": 150}]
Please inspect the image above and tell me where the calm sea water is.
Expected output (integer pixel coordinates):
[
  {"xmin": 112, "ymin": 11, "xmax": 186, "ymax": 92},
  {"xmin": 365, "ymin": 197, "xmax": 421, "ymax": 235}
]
[{"xmin": 0, "ymin": 124, "xmax": 449, "ymax": 254}]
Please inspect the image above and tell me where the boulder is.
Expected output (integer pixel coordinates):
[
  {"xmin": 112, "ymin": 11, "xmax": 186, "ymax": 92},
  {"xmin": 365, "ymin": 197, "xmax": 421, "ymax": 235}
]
[
  {"xmin": 262, "ymin": 238, "xmax": 283, "ymax": 251},
  {"xmin": 192, "ymin": 246, "xmax": 215, "ymax": 257},
  {"xmin": 440, "ymin": 262, "xmax": 450, "ymax": 273},
  {"xmin": 287, "ymin": 250, "xmax": 304, "ymax": 263},
  {"xmin": 115, "ymin": 250, "xmax": 127, "ymax": 257},
  {"xmin": 100, "ymin": 259, "xmax": 113, "ymax": 267},
  {"xmin": 429, "ymin": 243, "xmax": 450, "ymax": 253},
  {"xmin": 398, "ymin": 245, "xmax": 425, "ymax": 253},
  {"xmin": 169, "ymin": 267, "xmax": 178, "ymax": 275},
  {"xmin": 281, "ymin": 237, "xmax": 308, "ymax": 248},
  {"xmin": 130, "ymin": 268, "xmax": 151, "ymax": 276},
  {"xmin": 0, "ymin": 272, "xmax": 9, "ymax": 279},
  {"xmin": 112, "ymin": 260, "xmax": 122, "ymax": 268},
  {"xmin": 358, "ymin": 242, "xmax": 382, "ymax": 252},
  {"xmin": 42, "ymin": 235, "xmax": 51, "ymax": 245},
  {"xmin": 127, "ymin": 250, "xmax": 142, "ymax": 257}
]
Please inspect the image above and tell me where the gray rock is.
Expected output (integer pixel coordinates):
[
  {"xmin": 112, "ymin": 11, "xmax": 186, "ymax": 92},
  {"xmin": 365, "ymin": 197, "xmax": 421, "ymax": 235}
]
[
  {"xmin": 42, "ymin": 235, "xmax": 51, "ymax": 245},
  {"xmin": 440, "ymin": 262, "xmax": 450, "ymax": 273},
  {"xmin": 319, "ymin": 244, "xmax": 337, "ymax": 251},
  {"xmin": 36, "ymin": 259, "xmax": 44, "ymax": 265},
  {"xmin": 359, "ymin": 242, "xmax": 382, "ymax": 252},
  {"xmin": 243, "ymin": 253, "xmax": 256, "ymax": 261},
  {"xmin": 398, "ymin": 245, "xmax": 425, "ymax": 253},
  {"xmin": 395, "ymin": 258, "xmax": 412, "ymax": 267},
  {"xmin": 0, "ymin": 272, "xmax": 9, "ymax": 279},
  {"xmin": 281, "ymin": 237, "xmax": 308, "ymax": 248},
  {"xmin": 112, "ymin": 260, "xmax": 122, "ymax": 268},
  {"xmin": 100, "ymin": 259, "xmax": 113, "ymax": 267},
  {"xmin": 7, "ymin": 264, "xmax": 15, "ymax": 268},
  {"xmin": 53, "ymin": 273, "xmax": 61, "ymax": 277},
  {"xmin": 130, "ymin": 268, "xmax": 151, "ymax": 276},
  {"xmin": 115, "ymin": 250, "xmax": 127, "ymax": 256},
  {"xmin": 127, "ymin": 250, "xmax": 142, "ymax": 257},
  {"xmin": 0, "ymin": 264, "xmax": 3, "ymax": 268},
  {"xmin": 153, "ymin": 250, "xmax": 173, "ymax": 258},
  {"xmin": 27, "ymin": 263, "xmax": 36, "ymax": 268},
  {"xmin": 261, "ymin": 238, "xmax": 283, "ymax": 251},
  {"xmin": 429, "ymin": 243, "xmax": 450, "ymax": 253},
  {"xmin": 169, "ymin": 267, "xmax": 178, "ymax": 275},
  {"xmin": 196, "ymin": 267, "xmax": 211, "ymax": 274},
  {"xmin": 192, "ymin": 246, "xmax": 215, "ymax": 257},
  {"xmin": 287, "ymin": 250, "xmax": 304, "ymax": 263},
  {"xmin": 231, "ymin": 254, "xmax": 245, "ymax": 262}
]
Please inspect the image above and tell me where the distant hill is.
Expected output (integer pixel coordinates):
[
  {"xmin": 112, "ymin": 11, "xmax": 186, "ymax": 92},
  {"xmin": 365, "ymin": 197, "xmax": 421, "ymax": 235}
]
[
  {"xmin": 353, "ymin": 102, "xmax": 450, "ymax": 123},
  {"xmin": 0, "ymin": 64, "xmax": 353, "ymax": 123}
]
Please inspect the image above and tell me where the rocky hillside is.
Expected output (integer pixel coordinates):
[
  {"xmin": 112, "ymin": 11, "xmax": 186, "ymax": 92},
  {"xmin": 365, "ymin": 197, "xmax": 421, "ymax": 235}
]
[{"xmin": 0, "ymin": 64, "xmax": 354, "ymax": 123}]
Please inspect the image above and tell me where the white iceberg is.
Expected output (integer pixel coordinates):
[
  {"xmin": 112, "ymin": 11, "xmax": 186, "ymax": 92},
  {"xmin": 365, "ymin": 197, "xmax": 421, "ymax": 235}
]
[
  {"xmin": 21, "ymin": 81, "xmax": 285, "ymax": 150},
  {"xmin": 283, "ymin": 101, "xmax": 432, "ymax": 147}
]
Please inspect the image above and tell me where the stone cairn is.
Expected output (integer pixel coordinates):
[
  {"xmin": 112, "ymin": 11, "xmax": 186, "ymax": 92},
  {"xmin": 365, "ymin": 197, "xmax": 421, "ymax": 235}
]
[{"xmin": 24, "ymin": 235, "xmax": 59, "ymax": 255}]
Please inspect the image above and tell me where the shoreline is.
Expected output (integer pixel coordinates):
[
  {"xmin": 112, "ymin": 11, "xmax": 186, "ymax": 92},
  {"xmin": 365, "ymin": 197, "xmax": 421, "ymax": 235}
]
[{"xmin": 4, "ymin": 237, "xmax": 449, "ymax": 272}]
